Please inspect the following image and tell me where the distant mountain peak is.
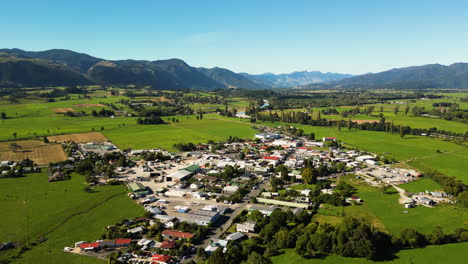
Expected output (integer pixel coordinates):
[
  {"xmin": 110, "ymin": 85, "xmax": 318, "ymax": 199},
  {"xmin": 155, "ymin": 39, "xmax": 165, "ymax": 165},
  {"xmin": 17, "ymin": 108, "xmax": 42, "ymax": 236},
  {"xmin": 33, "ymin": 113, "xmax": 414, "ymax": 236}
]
[{"xmin": 241, "ymin": 71, "xmax": 353, "ymax": 88}]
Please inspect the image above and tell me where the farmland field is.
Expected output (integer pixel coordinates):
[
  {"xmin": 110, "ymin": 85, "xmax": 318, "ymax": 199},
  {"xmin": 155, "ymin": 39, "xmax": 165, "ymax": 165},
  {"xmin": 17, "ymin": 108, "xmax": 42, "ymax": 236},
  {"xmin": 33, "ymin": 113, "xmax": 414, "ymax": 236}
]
[
  {"xmin": 0, "ymin": 140, "xmax": 67, "ymax": 164},
  {"xmin": 341, "ymin": 178, "xmax": 467, "ymax": 235},
  {"xmin": 272, "ymin": 243, "xmax": 468, "ymax": 264},
  {"xmin": 102, "ymin": 115, "xmax": 257, "ymax": 151},
  {"xmin": 399, "ymin": 178, "xmax": 443, "ymax": 193},
  {"xmin": 0, "ymin": 171, "xmax": 144, "ymax": 264},
  {"xmin": 47, "ymin": 132, "xmax": 108, "ymax": 143}
]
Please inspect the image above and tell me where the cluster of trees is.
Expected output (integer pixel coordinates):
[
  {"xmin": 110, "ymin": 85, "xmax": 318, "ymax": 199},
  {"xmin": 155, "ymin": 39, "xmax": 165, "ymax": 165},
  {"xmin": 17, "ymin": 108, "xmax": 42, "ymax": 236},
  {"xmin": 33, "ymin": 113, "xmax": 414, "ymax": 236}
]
[
  {"xmin": 267, "ymin": 91, "xmax": 425, "ymax": 110},
  {"xmin": 173, "ymin": 142, "xmax": 197, "ymax": 152},
  {"xmin": 140, "ymin": 151, "xmax": 171, "ymax": 161},
  {"xmin": 0, "ymin": 164, "xmax": 24, "ymax": 178},
  {"xmin": 136, "ymin": 106, "xmax": 193, "ymax": 117},
  {"xmin": 91, "ymin": 108, "xmax": 115, "ymax": 117},
  {"xmin": 136, "ymin": 116, "xmax": 164, "ymax": 125},
  {"xmin": 39, "ymin": 87, "xmax": 87, "ymax": 98},
  {"xmin": 227, "ymin": 208, "xmax": 468, "ymax": 263},
  {"xmin": 75, "ymin": 152, "xmax": 131, "ymax": 182},
  {"xmin": 424, "ymin": 170, "xmax": 466, "ymax": 196},
  {"xmin": 257, "ymin": 112, "xmax": 468, "ymax": 138}
]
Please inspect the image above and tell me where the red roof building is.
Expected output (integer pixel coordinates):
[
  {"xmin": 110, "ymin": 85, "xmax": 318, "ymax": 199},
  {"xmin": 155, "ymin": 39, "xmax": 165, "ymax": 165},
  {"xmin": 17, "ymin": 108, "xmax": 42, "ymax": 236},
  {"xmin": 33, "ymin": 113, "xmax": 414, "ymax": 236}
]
[
  {"xmin": 162, "ymin": 230, "xmax": 195, "ymax": 239},
  {"xmin": 79, "ymin": 242, "xmax": 99, "ymax": 249},
  {"xmin": 115, "ymin": 238, "xmax": 132, "ymax": 246},
  {"xmin": 263, "ymin": 156, "xmax": 280, "ymax": 161},
  {"xmin": 152, "ymin": 254, "xmax": 172, "ymax": 264},
  {"xmin": 159, "ymin": 240, "xmax": 176, "ymax": 249}
]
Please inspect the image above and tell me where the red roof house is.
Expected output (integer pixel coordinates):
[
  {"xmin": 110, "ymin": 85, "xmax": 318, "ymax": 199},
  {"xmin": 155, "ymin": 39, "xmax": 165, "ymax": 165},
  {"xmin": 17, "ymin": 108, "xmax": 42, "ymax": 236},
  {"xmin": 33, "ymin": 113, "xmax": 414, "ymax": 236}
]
[
  {"xmin": 152, "ymin": 254, "xmax": 172, "ymax": 264},
  {"xmin": 159, "ymin": 240, "xmax": 176, "ymax": 249},
  {"xmin": 263, "ymin": 156, "xmax": 280, "ymax": 161},
  {"xmin": 162, "ymin": 230, "xmax": 195, "ymax": 239}
]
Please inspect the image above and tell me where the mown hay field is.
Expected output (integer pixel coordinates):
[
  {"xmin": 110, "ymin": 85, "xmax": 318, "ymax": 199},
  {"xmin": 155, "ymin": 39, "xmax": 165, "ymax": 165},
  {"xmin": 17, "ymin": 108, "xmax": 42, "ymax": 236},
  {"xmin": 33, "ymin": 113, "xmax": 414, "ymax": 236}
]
[
  {"xmin": 0, "ymin": 140, "xmax": 67, "ymax": 164},
  {"xmin": 47, "ymin": 132, "xmax": 108, "ymax": 143}
]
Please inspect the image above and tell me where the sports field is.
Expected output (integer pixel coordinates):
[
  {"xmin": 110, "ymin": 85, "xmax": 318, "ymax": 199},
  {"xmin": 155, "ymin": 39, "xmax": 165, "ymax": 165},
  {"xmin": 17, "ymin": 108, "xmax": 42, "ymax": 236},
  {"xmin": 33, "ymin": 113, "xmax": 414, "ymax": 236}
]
[{"xmin": 0, "ymin": 171, "xmax": 144, "ymax": 264}]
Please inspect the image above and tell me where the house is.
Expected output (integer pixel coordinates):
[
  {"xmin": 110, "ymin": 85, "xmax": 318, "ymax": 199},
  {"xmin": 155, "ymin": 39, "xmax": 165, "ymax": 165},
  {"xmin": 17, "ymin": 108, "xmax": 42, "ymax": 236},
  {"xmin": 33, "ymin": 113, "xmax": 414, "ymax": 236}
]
[
  {"xmin": 137, "ymin": 238, "xmax": 154, "ymax": 247},
  {"xmin": 151, "ymin": 254, "xmax": 172, "ymax": 264},
  {"xmin": 346, "ymin": 196, "xmax": 362, "ymax": 203},
  {"xmin": 159, "ymin": 241, "xmax": 176, "ymax": 250},
  {"xmin": 127, "ymin": 226, "xmax": 144, "ymax": 235},
  {"xmin": 419, "ymin": 197, "xmax": 436, "ymax": 206},
  {"xmin": 211, "ymin": 238, "xmax": 229, "ymax": 247},
  {"xmin": 322, "ymin": 137, "xmax": 336, "ymax": 142},
  {"xmin": 226, "ymin": 232, "xmax": 245, "ymax": 241},
  {"xmin": 190, "ymin": 182, "xmax": 204, "ymax": 189},
  {"xmin": 161, "ymin": 230, "xmax": 195, "ymax": 240},
  {"xmin": 249, "ymin": 205, "xmax": 278, "ymax": 216},
  {"xmin": 205, "ymin": 245, "xmax": 220, "ymax": 254},
  {"xmin": 223, "ymin": 185, "xmax": 239, "ymax": 194},
  {"xmin": 48, "ymin": 170, "xmax": 67, "ymax": 182},
  {"xmin": 236, "ymin": 220, "xmax": 256, "ymax": 233},
  {"xmin": 430, "ymin": 192, "xmax": 444, "ymax": 198},
  {"xmin": 145, "ymin": 206, "xmax": 162, "ymax": 216}
]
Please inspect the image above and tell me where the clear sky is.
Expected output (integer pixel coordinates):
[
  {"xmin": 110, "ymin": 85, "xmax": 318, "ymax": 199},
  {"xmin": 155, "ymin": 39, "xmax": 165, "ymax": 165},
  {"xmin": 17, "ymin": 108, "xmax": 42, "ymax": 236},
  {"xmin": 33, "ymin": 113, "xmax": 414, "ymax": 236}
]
[{"xmin": 2, "ymin": 0, "xmax": 468, "ymax": 75}]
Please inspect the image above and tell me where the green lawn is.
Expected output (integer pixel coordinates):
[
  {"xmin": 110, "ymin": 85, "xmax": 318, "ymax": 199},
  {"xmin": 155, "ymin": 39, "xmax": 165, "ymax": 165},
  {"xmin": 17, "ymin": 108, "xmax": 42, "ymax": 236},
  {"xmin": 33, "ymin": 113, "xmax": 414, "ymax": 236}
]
[
  {"xmin": 290, "ymin": 184, "xmax": 316, "ymax": 190},
  {"xmin": 407, "ymin": 149, "xmax": 468, "ymax": 184},
  {"xmin": 0, "ymin": 171, "xmax": 144, "ymax": 264},
  {"xmin": 272, "ymin": 243, "xmax": 468, "ymax": 264},
  {"xmin": 399, "ymin": 178, "xmax": 443, "ymax": 193}
]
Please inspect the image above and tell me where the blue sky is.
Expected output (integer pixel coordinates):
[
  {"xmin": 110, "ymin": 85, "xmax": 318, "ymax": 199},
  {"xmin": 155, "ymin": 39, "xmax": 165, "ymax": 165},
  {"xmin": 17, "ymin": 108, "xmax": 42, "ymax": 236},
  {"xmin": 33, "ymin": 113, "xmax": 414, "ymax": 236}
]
[{"xmin": 2, "ymin": 0, "xmax": 468, "ymax": 74}]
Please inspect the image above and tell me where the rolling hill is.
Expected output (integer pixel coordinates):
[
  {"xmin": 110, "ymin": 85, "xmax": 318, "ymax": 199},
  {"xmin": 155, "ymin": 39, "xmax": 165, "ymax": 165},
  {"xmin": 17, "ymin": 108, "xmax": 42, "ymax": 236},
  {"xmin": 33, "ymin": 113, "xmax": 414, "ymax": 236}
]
[
  {"xmin": 0, "ymin": 52, "xmax": 93, "ymax": 87},
  {"xmin": 306, "ymin": 63, "xmax": 468, "ymax": 89},
  {"xmin": 0, "ymin": 49, "xmax": 261, "ymax": 90},
  {"xmin": 197, "ymin": 67, "xmax": 268, "ymax": 89}
]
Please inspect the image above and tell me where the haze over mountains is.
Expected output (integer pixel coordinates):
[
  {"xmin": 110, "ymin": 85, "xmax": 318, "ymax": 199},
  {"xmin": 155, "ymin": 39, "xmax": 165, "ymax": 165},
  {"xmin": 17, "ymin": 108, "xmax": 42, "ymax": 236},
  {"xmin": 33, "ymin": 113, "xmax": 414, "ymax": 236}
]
[
  {"xmin": 1, "ymin": 48, "xmax": 468, "ymax": 90},
  {"xmin": 241, "ymin": 71, "xmax": 353, "ymax": 88}
]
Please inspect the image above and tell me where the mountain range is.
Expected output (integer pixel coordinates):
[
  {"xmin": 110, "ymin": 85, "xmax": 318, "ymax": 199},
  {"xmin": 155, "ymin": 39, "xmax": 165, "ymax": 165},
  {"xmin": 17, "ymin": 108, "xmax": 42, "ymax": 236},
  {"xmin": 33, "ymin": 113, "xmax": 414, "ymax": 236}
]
[
  {"xmin": 306, "ymin": 63, "xmax": 468, "ymax": 90},
  {"xmin": 1, "ymin": 48, "xmax": 468, "ymax": 90},
  {"xmin": 241, "ymin": 71, "xmax": 353, "ymax": 88}
]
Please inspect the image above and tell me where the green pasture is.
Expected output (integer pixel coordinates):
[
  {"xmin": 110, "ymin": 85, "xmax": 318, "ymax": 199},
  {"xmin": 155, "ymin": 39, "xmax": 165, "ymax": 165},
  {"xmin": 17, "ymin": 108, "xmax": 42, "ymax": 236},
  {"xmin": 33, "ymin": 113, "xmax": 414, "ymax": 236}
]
[
  {"xmin": 0, "ymin": 171, "xmax": 144, "ymax": 264},
  {"xmin": 103, "ymin": 115, "xmax": 257, "ymax": 151},
  {"xmin": 399, "ymin": 178, "xmax": 443, "ymax": 193},
  {"xmin": 342, "ymin": 179, "xmax": 467, "ymax": 235}
]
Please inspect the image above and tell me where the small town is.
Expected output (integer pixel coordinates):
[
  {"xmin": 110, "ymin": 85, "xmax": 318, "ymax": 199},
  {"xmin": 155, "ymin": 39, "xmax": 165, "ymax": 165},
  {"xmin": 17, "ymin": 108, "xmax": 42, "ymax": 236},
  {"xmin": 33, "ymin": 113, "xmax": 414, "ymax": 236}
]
[
  {"xmin": 0, "ymin": 126, "xmax": 445, "ymax": 263},
  {"xmin": 2, "ymin": 3, "xmax": 468, "ymax": 263}
]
